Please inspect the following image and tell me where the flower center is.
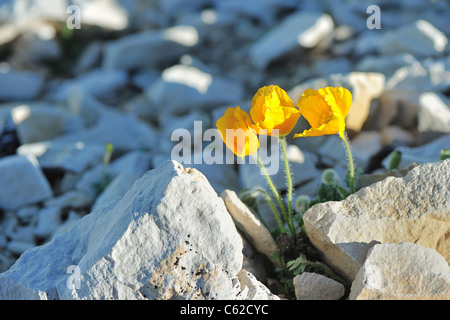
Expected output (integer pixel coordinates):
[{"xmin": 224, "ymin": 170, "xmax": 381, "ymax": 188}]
[{"xmin": 320, "ymin": 111, "xmax": 334, "ymax": 124}]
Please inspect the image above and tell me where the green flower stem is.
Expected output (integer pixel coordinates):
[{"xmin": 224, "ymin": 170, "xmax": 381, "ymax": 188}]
[
  {"xmin": 257, "ymin": 153, "xmax": 288, "ymax": 234},
  {"xmin": 340, "ymin": 132, "xmax": 355, "ymax": 193},
  {"xmin": 257, "ymin": 188, "xmax": 285, "ymax": 235},
  {"xmin": 280, "ymin": 137, "xmax": 295, "ymax": 235}
]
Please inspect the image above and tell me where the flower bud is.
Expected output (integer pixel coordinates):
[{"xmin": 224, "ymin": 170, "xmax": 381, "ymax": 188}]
[
  {"xmin": 321, "ymin": 168, "xmax": 340, "ymax": 185},
  {"xmin": 295, "ymin": 194, "xmax": 310, "ymax": 215}
]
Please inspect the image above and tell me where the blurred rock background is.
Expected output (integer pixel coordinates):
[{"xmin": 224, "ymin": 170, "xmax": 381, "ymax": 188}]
[{"xmin": 0, "ymin": 0, "xmax": 449, "ymax": 272}]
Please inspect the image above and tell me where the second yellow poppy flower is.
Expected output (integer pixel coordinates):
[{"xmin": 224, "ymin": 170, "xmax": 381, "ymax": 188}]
[{"xmin": 250, "ymin": 85, "xmax": 301, "ymax": 137}]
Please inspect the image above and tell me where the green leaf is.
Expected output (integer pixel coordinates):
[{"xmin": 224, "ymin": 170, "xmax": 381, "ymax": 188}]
[
  {"xmin": 388, "ymin": 151, "xmax": 402, "ymax": 170},
  {"xmin": 316, "ymin": 183, "xmax": 345, "ymax": 202},
  {"xmin": 344, "ymin": 166, "xmax": 363, "ymax": 192}
]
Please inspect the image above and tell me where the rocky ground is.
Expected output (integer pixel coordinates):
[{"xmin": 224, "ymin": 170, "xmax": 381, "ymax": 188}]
[{"xmin": 0, "ymin": 0, "xmax": 449, "ymax": 300}]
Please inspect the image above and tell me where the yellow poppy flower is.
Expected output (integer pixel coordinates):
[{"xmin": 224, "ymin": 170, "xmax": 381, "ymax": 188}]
[
  {"xmin": 250, "ymin": 85, "xmax": 301, "ymax": 137},
  {"xmin": 216, "ymin": 106, "xmax": 259, "ymax": 158},
  {"xmin": 293, "ymin": 87, "xmax": 352, "ymax": 140}
]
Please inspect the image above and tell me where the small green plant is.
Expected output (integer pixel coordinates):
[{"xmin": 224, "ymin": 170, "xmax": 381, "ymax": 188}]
[
  {"xmin": 219, "ymin": 85, "xmax": 361, "ymax": 299},
  {"xmin": 92, "ymin": 142, "xmax": 114, "ymax": 196},
  {"xmin": 439, "ymin": 149, "xmax": 450, "ymax": 161}
]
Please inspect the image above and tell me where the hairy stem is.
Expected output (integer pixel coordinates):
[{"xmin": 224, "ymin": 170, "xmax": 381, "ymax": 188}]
[
  {"xmin": 280, "ymin": 137, "xmax": 295, "ymax": 235},
  {"xmin": 257, "ymin": 153, "xmax": 288, "ymax": 234},
  {"xmin": 340, "ymin": 132, "xmax": 355, "ymax": 193}
]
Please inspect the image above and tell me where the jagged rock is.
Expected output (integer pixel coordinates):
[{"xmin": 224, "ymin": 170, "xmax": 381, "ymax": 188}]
[
  {"xmin": 350, "ymin": 242, "xmax": 450, "ymax": 300},
  {"xmin": 0, "ymin": 160, "xmax": 244, "ymax": 300},
  {"xmin": 303, "ymin": 159, "xmax": 450, "ymax": 281},
  {"xmin": 236, "ymin": 269, "xmax": 280, "ymax": 300}
]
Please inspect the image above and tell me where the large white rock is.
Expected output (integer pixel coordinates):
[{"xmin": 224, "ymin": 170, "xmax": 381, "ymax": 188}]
[
  {"xmin": 303, "ymin": 159, "xmax": 450, "ymax": 281},
  {"xmin": 250, "ymin": 11, "xmax": 334, "ymax": 69},
  {"xmin": 350, "ymin": 242, "xmax": 450, "ymax": 300},
  {"xmin": 0, "ymin": 160, "xmax": 244, "ymax": 300},
  {"xmin": 0, "ymin": 154, "xmax": 52, "ymax": 211}
]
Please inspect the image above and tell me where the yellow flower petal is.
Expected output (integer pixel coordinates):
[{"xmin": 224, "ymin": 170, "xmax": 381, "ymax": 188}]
[
  {"xmin": 294, "ymin": 87, "xmax": 351, "ymax": 138},
  {"xmin": 250, "ymin": 85, "xmax": 300, "ymax": 137},
  {"xmin": 318, "ymin": 87, "xmax": 352, "ymax": 118},
  {"xmin": 216, "ymin": 106, "xmax": 259, "ymax": 158}
]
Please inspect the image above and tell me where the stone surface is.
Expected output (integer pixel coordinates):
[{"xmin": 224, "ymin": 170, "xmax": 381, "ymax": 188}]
[
  {"xmin": 102, "ymin": 26, "xmax": 199, "ymax": 71},
  {"xmin": 236, "ymin": 269, "xmax": 280, "ymax": 300},
  {"xmin": 250, "ymin": 11, "xmax": 334, "ymax": 69},
  {"xmin": 148, "ymin": 64, "xmax": 244, "ymax": 116},
  {"xmin": 0, "ymin": 67, "xmax": 44, "ymax": 101},
  {"xmin": 294, "ymin": 272, "xmax": 345, "ymax": 300},
  {"xmin": 417, "ymin": 92, "xmax": 450, "ymax": 142},
  {"xmin": 0, "ymin": 155, "xmax": 52, "ymax": 211},
  {"xmin": 303, "ymin": 159, "xmax": 450, "ymax": 281},
  {"xmin": 52, "ymin": 112, "xmax": 157, "ymax": 153},
  {"xmin": 0, "ymin": 160, "xmax": 244, "ymax": 300},
  {"xmin": 11, "ymin": 104, "xmax": 69, "ymax": 144},
  {"xmin": 17, "ymin": 141, "xmax": 106, "ymax": 174},
  {"xmin": 350, "ymin": 242, "xmax": 450, "ymax": 300},
  {"xmin": 380, "ymin": 20, "xmax": 448, "ymax": 57},
  {"xmin": 221, "ymin": 189, "xmax": 278, "ymax": 263}
]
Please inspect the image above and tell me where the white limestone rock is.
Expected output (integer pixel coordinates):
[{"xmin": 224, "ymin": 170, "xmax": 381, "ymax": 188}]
[
  {"xmin": 147, "ymin": 64, "xmax": 243, "ymax": 116},
  {"xmin": 52, "ymin": 112, "xmax": 157, "ymax": 153},
  {"xmin": 0, "ymin": 67, "xmax": 44, "ymax": 101},
  {"xmin": 250, "ymin": 11, "xmax": 334, "ymax": 69},
  {"xmin": 0, "ymin": 160, "xmax": 244, "ymax": 300},
  {"xmin": 0, "ymin": 154, "xmax": 52, "ymax": 211},
  {"xmin": 380, "ymin": 20, "xmax": 448, "ymax": 57},
  {"xmin": 303, "ymin": 159, "xmax": 450, "ymax": 281},
  {"xmin": 102, "ymin": 26, "xmax": 198, "ymax": 71},
  {"xmin": 221, "ymin": 189, "xmax": 278, "ymax": 263},
  {"xmin": 10, "ymin": 104, "xmax": 70, "ymax": 145},
  {"xmin": 350, "ymin": 242, "xmax": 450, "ymax": 300},
  {"xmin": 236, "ymin": 269, "xmax": 280, "ymax": 300},
  {"xmin": 17, "ymin": 141, "xmax": 106, "ymax": 174}
]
